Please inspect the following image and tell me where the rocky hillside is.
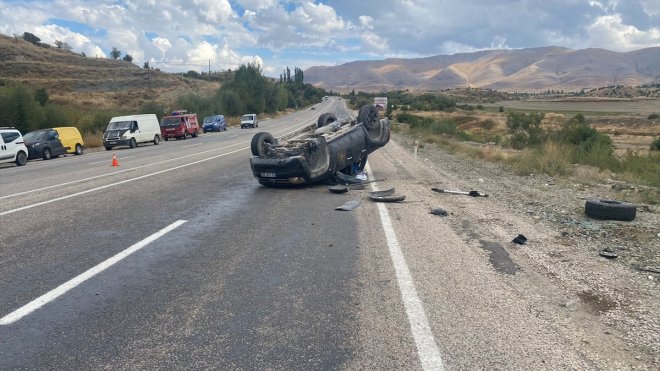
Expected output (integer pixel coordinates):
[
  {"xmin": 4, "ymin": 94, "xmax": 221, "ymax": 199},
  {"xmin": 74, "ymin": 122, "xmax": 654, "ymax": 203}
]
[
  {"xmin": 0, "ymin": 33, "xmax": 219, "ymax": 110},
  {"xmin": 305, "ymin": 46, "xmax": 660, "ymax": 93}
]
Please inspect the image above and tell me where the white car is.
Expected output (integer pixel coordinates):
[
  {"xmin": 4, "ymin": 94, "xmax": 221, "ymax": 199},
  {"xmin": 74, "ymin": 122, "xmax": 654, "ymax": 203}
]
[
  {"xmin": 240, "ymin": 114, "xmax": 259, "ymax": 129},
  {"xmin": 0, "ymin": 127, "xmax": 28, "ymax": 166}
]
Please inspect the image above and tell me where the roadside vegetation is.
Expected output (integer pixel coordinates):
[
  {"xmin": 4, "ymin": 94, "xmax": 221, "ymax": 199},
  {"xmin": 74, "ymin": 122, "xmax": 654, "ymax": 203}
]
[
  {"xmin": 0, "ymin": 63, "xmax": 329, "ymax": 143},
  {"xmin": 344, "ymin": 89, "xmax": 658, "ymax": 189}
]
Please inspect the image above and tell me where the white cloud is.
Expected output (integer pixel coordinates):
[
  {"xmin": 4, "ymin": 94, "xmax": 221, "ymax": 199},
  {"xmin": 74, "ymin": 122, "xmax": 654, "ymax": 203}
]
[
  {"xmin": 586, "ymin": 14, "xmax": 660, "ymax": 50},
  {"xmin": 152, "ymin": 37, "xmax": 173, "ymax": 57}
]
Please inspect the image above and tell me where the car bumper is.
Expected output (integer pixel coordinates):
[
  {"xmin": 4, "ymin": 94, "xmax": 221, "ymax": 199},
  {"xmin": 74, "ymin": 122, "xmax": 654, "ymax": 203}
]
[
  {"xmin": 27, "ymin": 148, "xmax": 43, "ymax": 159},
  {"xmin": 103, "ymin": 139, "xmax": 131, "ymax": 147}
]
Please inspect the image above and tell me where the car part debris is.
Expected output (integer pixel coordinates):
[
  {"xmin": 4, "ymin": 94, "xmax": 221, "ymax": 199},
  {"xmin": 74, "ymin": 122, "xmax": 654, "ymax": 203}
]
[
  {"xmin": 431, "ymin": 188, "xmax": 488, "ymax": 197},
  {"xmin": 334, "ymin": 171, "xmax": 384, "ymax": 185},
  {"xmin": 512, "ymin": 234, "xmax": 527, "ymax": 245},
  {"xmin": 430, "ymin": 208, "xmax": 448, "ymax": 216},
  {"xmin": 369, "ymin": 194, "xmax": 406, "ymax": 202},
  {"xmin": 329, "ymin": 185, "xmax": 348, "ymax": 194},
  {"xmin": 368, "ymin": 188, "xmax": 395, "ymax": 197},
  {"xmin": 335, "ymin": 200, "xmax": 361, "ymax": 211},
  {"xmin": 599, "ymin": 248, "xmax": 618, "ymax": 259},
  {"xmin": 585, "ymin": 199, "xmax": 636, "ymax": 221}
]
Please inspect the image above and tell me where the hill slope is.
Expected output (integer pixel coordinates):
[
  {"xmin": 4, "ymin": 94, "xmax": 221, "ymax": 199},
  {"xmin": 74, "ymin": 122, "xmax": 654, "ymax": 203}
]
[
  {"xmin": 0, "ymin": 33, "xmax": 219, "ymax": 110},
  {"xmin": 305, "ymin": 46, "xmax": 660, "ymax": 93}
]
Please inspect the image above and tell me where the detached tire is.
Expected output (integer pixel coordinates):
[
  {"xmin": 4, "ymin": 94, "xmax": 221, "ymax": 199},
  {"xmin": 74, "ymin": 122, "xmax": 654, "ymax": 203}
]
[
  {"xmin": 317, "ymin": 113, "xmax": 337, "ymax": 128},
  {"xmin": 585, "ymin": 199, "xmax": 636, "ymax": 221},
  {"xmin": 251, "ymin": 132, "xmax": 276, "ymax": 157},
  {"xmin": 358, "ymin": 104, "xmax": 379, "ymax": 131}
]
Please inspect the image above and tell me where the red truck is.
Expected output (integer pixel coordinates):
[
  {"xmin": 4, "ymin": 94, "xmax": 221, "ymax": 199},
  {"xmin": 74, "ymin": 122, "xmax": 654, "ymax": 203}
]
[{"xmin": 160, "ymin": 110, "xmax": 200, "ymax": 140}]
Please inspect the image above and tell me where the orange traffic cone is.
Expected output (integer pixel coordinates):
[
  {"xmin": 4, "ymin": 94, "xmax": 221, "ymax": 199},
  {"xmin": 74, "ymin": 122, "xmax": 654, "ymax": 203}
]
[{"xmin": 111, "ymin": 153, "xmax": 119, "ymax": 167}]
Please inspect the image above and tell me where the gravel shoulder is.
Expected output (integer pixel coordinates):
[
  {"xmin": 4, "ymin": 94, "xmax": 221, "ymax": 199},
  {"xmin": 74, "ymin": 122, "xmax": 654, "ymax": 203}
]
[{"xmin": 358, "ymin": 133, "xmax": 659, "ymax": 369}]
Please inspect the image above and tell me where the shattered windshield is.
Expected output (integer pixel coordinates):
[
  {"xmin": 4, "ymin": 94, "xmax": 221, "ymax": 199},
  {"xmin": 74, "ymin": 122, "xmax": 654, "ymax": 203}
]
[{"xmin": 107, "ymin": 121, "xmax": 132, "ymax": 130}]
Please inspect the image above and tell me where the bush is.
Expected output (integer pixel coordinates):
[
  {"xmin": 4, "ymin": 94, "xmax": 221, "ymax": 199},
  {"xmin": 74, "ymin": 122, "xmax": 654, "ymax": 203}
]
[
  {"xmin": 650, "ymin": 136, "xmax": 660, "ymax": 151},
  {"xmin": 648, "ymin": 113, "xmax": 659, "ymax": 120},
  {"xmin": 511, "ymin": 142, "xmax": 573, "ymax": 176}
]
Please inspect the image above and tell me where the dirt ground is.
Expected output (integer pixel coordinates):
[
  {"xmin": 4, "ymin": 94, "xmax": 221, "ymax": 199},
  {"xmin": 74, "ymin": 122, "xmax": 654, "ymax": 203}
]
[{"xmin": 371, "ymin": 131, "xmax": 659, "ymax": 368}]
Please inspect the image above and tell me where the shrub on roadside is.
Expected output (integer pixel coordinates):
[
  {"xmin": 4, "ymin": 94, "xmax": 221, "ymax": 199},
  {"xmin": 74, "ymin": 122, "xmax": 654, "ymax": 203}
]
[
  {"xmin": 651, "ymin": 136, "xmax": 660, "ymax": 151},
  {"xmin": 648, "ymin": 113, "xmax": 659, "ymax": 120},
  {"xmin": 511, "ymin": 142, "xmax": 573, "ymax": 176}
]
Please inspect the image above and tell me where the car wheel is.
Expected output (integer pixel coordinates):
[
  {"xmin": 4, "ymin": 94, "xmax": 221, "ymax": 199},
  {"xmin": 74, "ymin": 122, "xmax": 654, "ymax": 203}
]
[
  {"xmin": 317, "ymin": 113, "xmax": 337, "ymax": 128},
  {"xmin": 105, "ymin": 146, "xmax": 112, "ymax": 151},
  {"xmin": 358, "ymin": 104, "xmax": 379, "ymax": 131},
  {"xmin": 15, "ymin": 151, "xmax": 27, "ymax": 166},
  {"xmin": 224, "ymin": 127, "xmax": 228, "ymax": 131},
  {"xmin": 75, "ymin": 144, "xmax": 83, "ymax": 155},
  {"xmin": 192, "ymin": 131, "xmax": 198, "ymax": 138},
  {"xmin": 181, "ymin": 132, "xmax": 187, "ymax": 140},
  {"xmin": 42, "ymin": 148, "xmax": 52, "ymax": 160},
  {"xmin": 129, "ymin": 138, "xmax": 137, "ymax": 148},
  {"xmin": 202, "ymin": 128, "xmax": 207, "ymax": 133},
  {"xmin": 251, "ymin": 132, "xmax": 277, "ymax": 157},
  {"xmin": 585, "ymin": 199, "xmax": 637, "ymax": 221},
  {"xmin": 153, "ymin": 135, "xmax": 160, "ymax": 145}
]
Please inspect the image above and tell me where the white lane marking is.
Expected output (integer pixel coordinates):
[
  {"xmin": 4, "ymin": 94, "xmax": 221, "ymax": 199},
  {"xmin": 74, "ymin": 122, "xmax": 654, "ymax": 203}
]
[
  {"xmin": 182, "ymin": 143, "xmax": 203, "ymax": 148},
  {"xmin": 365, "ymin": 164, "xmax": 445, "ymax": 371},
  {"xmin": 0, "ymin": 121, "xmax": 312, "ymax": 201},
  {"xmin": 0, "ymin": 145, "xmax": 249, "ymax": 216},
  {"xmin": 88, "ymin": 156, "xmax": 134, "ymax": 165},
  {"xmin": 0, "ymin": 220, "xmax": 187, "ymax": 325}
]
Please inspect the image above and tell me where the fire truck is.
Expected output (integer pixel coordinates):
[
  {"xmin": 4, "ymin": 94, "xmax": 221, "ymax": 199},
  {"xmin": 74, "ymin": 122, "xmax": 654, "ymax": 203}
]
[{"xmin": 159, "ymin": 110, "xmax": 200, "ymax": 140}]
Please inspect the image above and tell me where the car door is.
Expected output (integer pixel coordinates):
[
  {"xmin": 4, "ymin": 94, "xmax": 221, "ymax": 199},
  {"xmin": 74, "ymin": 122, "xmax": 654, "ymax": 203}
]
[
  {"xmin": 1, "ymin": 131, "xmax": 21, "ymax": 161},
  {"xmin": 48, "ymin": 130, "xmax": 67, "ymax": 156}
]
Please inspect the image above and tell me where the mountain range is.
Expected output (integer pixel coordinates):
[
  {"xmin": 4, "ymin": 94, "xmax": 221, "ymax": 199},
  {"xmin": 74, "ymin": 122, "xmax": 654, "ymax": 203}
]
[{"xmin": 304, "ymin": 46, "xmax": 660, "ymax": 93}]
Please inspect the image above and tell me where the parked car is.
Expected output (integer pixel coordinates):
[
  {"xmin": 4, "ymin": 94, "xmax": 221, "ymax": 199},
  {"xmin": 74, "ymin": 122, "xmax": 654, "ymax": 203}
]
[
  {"xmin": 23, "ymin": 128, "xmax": 68, "ymax": 160},
  {"xmin": 240, "ymin": 114, "xmax": 259, "ymax": 129},
  {"xmin": 249, "ymin": 104, "xmax": 390, "ymax": 186},
  {"xmin": 202, "ymin": 115, "xmax": 227, "ymax": 132},
  {"xmin": 160, "ymin": 110, "xmax": 200, "ymax": 140},
  {"xmin": 0, "ymin": 127, "xmax": 28, "ymax": 166},
  {"xmin": 53, "ymin": 126, "xmax": 84, "ymax": 155},
  {"xmin": 103, "ymin": 114, "xmax": 161, "ymax": 150}
]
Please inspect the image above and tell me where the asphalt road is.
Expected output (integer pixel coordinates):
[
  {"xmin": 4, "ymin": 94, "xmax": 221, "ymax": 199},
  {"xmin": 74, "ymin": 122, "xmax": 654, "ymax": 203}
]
[
  {"xmin": 0, "ymin": 98, "xmax": 421, "ymax": 369},
  {"xmin": 0, "ymin": 97, "xmax": 627, "ymax": 370}
]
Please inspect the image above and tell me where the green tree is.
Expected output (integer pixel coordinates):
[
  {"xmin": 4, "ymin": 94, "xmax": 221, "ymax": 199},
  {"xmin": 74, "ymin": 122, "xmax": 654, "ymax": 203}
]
[
  {"xmin": 123, "ymin": 54, "xmax": 133, "ymax": 63},
  {"xmin": 34, "ymin": 88, "xmax": 49, "ymax": 107},
  {"xmin": 220, "ymin": 91, "xmax": 242, "ymax": 116},
  {"xmin": 110, "ymin": 47, "xmax": 121, "ymax": 60},
  {"xmin": 22, "ymin": 32, "xmax": 40, "ymax": 45}
]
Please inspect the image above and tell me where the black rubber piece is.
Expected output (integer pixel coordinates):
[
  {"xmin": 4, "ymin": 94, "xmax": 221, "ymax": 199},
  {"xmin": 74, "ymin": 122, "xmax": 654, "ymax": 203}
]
[
  {"xmin": 317, "ymin": 113, "xmax": 337, "ymax": 128},
  {"xmin": 357, "ymin": 104, "xmax": 379, "ymax": 131},
  {"xmin": 250, "ymin": 132, "xmax": 276, "ymax": 157},
  {"xmin": 585, "ymin": 199, "xmax": 636, "ymax": 221}
]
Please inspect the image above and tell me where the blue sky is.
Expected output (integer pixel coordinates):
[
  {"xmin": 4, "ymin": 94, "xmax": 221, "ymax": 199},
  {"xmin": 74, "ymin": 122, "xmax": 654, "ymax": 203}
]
[{"xmin": 0, "ymin": 0, "xmax": 658, "ymax": 77}]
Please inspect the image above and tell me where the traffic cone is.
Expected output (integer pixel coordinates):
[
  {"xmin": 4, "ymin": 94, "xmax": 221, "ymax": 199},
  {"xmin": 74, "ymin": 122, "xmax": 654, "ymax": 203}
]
[{"xmin": 111, "ymin": 153, "xmax": 119, "ymax": 167}]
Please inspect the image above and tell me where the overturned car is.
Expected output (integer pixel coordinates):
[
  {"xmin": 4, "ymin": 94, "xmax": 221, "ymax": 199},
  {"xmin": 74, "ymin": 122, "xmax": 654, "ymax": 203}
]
[{"xmin": 249, "ymin": 105, "xmax": 390, "ymax": 186}]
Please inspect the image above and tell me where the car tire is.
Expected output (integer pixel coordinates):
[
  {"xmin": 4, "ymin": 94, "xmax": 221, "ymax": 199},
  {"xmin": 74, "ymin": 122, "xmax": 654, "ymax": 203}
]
[
  {"xmin": 192, "ymin": 131, "xmax": 198, "ymax": 138},
  {"xmin": 358, "ymin": 104, "xmax": 379, "ymax": 131},
  {"xmin": 153, "ymin": 135, "xmax": 160, "ymax": 145},
  {"xmin": 585, "ymin": 199, "xmax": 636, "ymax": 221},
  {"xmin": 129, "ymin": 138, "xmax": 137, "ymax": 148},
  {"xmin": 317, "ymin": 113, "xmax": 337, "ymax": 128},
  {"xmin": 42, "ymin": 148, "xmax": 52, "ymax": 160},
  {"xmin": 164, "ymin": 137, "xmax": 169, "ymax": 141},
  {"xmin": 251, "ymin": 132, "xmax": 277, "ymax": 157},
  {"xmin": 15, "ymin": 151, "xmax": 27, "ymax": 166},
  {"xmin": 202, "ymin": 128, "xmax": 207, "ymax": 133},
  {"xmin": 105, "ymin": 146, "xmax": 112, "ymax": 151},
  {"xmin": 75, "ymin": 144, "xmax": 83, "ymax": 155},
  {"xmin": 181, "ymin": 133, "xmax": 187, "ymax": 140}
]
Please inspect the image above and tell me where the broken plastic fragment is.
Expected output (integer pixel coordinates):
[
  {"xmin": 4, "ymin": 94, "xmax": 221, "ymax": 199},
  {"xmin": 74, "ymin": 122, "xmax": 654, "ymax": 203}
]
[{"xmin": 335, "ymin": 200, "xmax": 361, "ymax": 211}]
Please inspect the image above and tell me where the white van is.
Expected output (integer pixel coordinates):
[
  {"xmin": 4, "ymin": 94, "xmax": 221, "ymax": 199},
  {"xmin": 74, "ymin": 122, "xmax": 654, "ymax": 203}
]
[
  {"xmin": 0, "ymin": 127, "xmax": 28, "ymax": 166},
  {"xmin": 103, "ymin": 114, "xmax": 161, "ymax": 150}
]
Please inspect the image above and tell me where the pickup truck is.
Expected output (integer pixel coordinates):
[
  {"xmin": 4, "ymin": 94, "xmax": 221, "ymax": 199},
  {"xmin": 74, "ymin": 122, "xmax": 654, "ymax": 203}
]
[{"xmin": 249, "ymin": 104, "xmax": 390, "ymax": 186}]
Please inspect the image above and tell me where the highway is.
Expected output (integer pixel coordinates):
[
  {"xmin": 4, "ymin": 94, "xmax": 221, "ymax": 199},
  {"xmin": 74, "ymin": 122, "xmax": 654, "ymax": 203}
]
[
  {"xmin": 0, "ymin": 98, "xmax": 425, "ymax": 369},
  {"xmin": 0, "ymin": 98, "xmax": 640, "ymax": 369}
]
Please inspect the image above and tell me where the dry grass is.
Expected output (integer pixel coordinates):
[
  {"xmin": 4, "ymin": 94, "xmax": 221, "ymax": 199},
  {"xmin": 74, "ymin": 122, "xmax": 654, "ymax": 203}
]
[
  {"xmin": 510, "ymin": 142, "xmax": 573, "ymax": 176},
  {"xmin": 83, "ymin": 130, "xmax": 103, "ymax": 149}
]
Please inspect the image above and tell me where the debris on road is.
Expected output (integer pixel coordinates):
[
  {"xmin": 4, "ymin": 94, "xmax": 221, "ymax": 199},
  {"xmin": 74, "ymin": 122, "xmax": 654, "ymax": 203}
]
[
  {"xmin": 329, "ymin": 185, "xmax": 348, "ymax": 194},
  {"xmin": 368, "ymin": 187, "xmax": 406, "ymax": 202},
  {"xmin": 431, "ymin": 187, "xmax": 488, "ymax": 197},
  {"xmin": 430, "ymin": 208, "xmax": 448, "ymax": 216},
  {"xmin": 512, "ymin": 234, "xmax": 528, "ymax": 245},
  {"xmin": 599, "ymin": 247, "xmax": 619, "ymax": 259},
  {"xmin": 335, "ymin": 200, "xmax": 361, "ymax": 211}
]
